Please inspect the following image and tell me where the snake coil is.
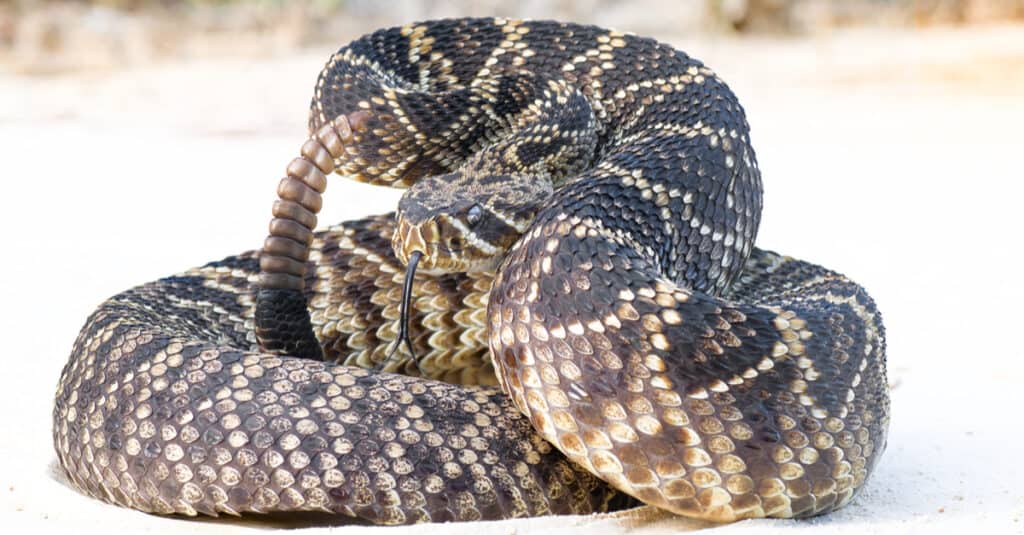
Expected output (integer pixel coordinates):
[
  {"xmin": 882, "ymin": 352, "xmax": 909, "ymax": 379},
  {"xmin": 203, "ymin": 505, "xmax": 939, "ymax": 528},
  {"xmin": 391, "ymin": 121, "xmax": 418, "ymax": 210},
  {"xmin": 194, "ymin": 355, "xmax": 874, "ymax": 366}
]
[{"xmin": 54, "ymin": 18, "xmax": 888, "ymax": 525}]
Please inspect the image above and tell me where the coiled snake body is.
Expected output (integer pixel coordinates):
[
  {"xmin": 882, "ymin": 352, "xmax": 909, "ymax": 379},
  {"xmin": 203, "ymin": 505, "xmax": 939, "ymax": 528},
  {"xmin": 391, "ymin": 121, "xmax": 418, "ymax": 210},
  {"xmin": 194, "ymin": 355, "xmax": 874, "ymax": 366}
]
[{"xmin": 53, "ymin": 18, "xmax": 889, "ymax": 525}]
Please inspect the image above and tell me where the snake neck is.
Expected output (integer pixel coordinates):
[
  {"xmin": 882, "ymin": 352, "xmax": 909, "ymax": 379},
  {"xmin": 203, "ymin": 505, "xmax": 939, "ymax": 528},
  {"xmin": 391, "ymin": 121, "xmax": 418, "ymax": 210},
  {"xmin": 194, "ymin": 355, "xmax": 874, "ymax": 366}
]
[
  {"xmin": 391, "ymin": 76, "xmax": 599, "ymax": 275},
  {"xmin": 459, "ymin": 76, "xmax": 600, "ymax": 185}
]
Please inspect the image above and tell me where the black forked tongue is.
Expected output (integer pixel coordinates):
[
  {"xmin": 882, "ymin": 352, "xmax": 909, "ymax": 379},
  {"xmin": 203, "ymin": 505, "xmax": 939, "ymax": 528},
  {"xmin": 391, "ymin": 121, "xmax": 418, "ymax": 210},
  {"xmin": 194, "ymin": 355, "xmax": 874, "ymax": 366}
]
[{"xmin": 386, "ymin": 250, "xmax": 421, "ymax": 369}]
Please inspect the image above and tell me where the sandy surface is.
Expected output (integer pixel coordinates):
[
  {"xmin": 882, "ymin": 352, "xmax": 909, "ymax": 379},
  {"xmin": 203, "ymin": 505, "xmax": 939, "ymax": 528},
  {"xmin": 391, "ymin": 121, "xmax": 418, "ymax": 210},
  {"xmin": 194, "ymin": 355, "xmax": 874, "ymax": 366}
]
[{"xmin": 1, "ymin": 21, "xmax": 1023, "ymax": 534}]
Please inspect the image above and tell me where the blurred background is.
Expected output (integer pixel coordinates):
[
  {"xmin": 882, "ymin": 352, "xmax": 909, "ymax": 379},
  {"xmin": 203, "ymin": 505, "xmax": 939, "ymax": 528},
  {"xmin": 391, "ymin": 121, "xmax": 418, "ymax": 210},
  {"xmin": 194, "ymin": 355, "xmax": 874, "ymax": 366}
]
[
  {"xmin": 2, "ymin": 0, "xmax": 1023, "ymax": 72},
  {"xmin": 2, "ymin": 2, "xmax": 1024, "ymax": 533}
]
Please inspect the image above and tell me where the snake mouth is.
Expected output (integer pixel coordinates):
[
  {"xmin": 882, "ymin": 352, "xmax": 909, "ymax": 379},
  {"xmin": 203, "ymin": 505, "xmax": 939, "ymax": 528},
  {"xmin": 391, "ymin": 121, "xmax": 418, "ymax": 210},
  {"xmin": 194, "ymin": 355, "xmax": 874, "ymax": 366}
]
[
  {"xmin": 407, "ymin": 246, "xmax": 498, "ymax": 274},
  {"xmin": 394, "ymin": 218, "xmax": 479, "ymax": 274}
]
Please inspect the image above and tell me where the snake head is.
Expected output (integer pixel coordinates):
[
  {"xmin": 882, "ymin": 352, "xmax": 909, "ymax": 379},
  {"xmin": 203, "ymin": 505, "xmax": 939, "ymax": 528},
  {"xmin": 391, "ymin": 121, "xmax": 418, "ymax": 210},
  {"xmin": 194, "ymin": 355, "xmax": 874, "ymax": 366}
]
[{"xmin": 393, "ymin": 172, "xmax": 553, "ymax": 274}]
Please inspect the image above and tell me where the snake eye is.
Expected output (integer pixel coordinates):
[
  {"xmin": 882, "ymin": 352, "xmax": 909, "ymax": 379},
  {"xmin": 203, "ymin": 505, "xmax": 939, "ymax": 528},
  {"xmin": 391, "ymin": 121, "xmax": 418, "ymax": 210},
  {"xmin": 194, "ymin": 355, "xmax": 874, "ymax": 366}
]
[{"xmin": 466, "ymin": 204, "xmax": 484, "ymax": 227}]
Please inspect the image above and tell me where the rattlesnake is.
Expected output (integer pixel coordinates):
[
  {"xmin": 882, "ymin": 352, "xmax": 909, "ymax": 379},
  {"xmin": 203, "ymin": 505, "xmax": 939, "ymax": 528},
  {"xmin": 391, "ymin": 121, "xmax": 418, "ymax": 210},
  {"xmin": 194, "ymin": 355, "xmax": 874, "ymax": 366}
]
[{"xmin": 54, "ymin": 18, "xmax": 889, "ymax": 525}]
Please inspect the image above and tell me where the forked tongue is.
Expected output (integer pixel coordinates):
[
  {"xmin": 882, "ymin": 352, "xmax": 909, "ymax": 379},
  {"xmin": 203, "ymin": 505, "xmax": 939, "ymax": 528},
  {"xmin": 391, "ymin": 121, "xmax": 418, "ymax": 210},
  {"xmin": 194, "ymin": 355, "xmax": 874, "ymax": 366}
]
[{"xmin": 385, "ymin": 250, "xmax": 421, "ymax": 368}]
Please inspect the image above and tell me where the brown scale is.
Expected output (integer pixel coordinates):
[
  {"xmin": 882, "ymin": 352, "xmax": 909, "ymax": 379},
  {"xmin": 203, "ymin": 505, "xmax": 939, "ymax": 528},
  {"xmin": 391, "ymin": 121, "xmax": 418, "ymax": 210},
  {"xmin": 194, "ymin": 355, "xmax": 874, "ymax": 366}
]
[
  {"xmin": 53, "ymin": 215, "xmax": 632, "ymax": 524},
  {"xmin": 55, "ymin": 18, "xmax": 888, "ymax": 526},
  {"xmin": 53, "ymin": 214, "xmax": 884, "ymax": 524},
  {"xmin": 488, "ymin": 217, "xmax": 888, "ymax": 521}
]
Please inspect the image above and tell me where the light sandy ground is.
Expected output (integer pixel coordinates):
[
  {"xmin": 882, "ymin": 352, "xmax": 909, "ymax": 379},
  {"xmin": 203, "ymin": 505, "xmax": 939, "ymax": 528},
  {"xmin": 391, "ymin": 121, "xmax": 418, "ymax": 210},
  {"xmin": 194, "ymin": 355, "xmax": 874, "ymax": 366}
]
[{"xmin": 1, "ymin": 21, "xmax": 1023, "ymax": 535}]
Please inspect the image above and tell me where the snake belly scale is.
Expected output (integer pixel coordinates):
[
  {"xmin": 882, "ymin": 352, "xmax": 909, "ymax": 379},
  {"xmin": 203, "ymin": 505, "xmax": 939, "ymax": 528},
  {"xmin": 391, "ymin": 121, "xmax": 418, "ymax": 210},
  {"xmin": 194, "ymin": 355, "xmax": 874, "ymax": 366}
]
[{"xmin": 53, "ymin": 18, "xmax": 889, "ymax": 525}]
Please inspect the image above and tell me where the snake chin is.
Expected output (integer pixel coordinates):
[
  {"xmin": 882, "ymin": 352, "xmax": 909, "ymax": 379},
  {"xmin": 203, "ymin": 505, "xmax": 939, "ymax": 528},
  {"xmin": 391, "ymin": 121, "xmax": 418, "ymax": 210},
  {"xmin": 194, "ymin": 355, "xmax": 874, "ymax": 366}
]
[{"xmin": 413, "ymin": 247, "xmax": 502, "ymax": 275}]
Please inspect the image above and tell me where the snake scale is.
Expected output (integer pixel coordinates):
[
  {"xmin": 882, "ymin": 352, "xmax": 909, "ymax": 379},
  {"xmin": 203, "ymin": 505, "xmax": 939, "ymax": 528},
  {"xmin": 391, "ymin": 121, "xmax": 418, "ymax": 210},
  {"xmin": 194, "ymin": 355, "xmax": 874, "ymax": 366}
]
[{"xmin": 53, "ymin": 18, "xmax": 889, "ymax": 525}]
